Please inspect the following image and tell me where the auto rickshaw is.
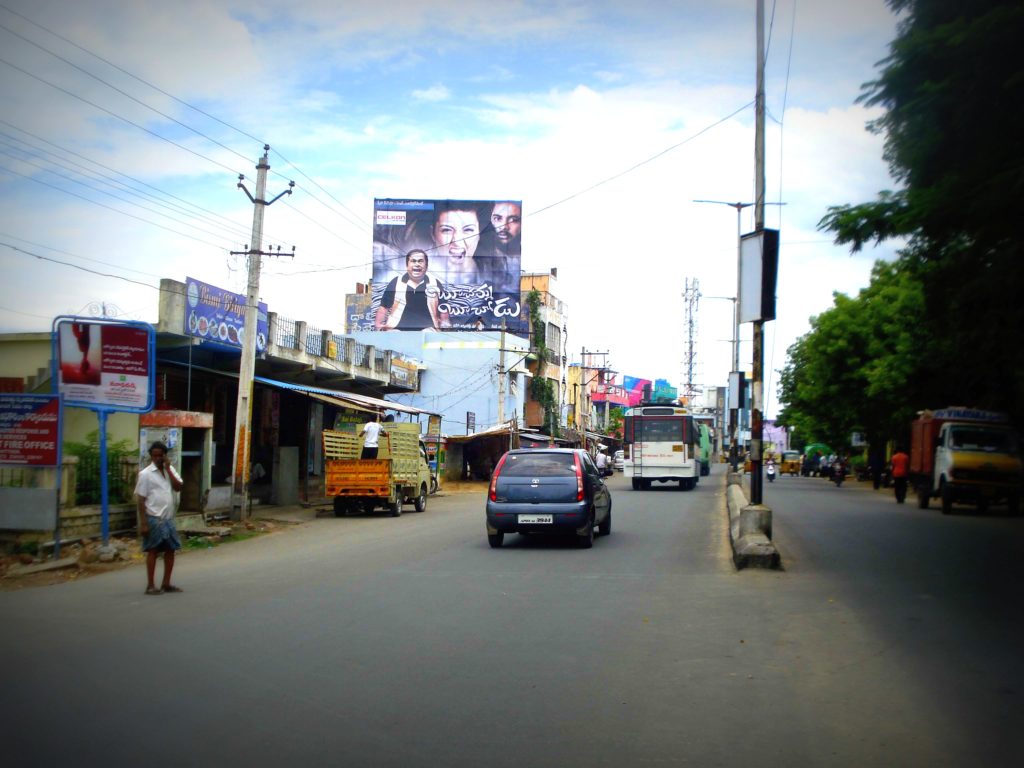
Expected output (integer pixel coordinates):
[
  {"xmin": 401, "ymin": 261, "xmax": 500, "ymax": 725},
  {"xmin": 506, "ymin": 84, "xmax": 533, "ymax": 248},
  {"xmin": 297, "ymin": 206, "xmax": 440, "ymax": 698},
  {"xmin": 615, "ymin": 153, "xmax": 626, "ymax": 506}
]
[{"xmin": 781, "ymin": 450, "xmax": 801, "ymax": 476}]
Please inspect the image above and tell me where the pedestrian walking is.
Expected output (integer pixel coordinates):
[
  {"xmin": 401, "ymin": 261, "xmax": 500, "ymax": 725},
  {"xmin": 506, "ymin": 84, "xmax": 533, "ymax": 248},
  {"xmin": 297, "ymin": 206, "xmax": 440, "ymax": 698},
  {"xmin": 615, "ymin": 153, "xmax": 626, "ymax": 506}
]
[
  {"xmin": 891, "ymin": 447, "xmax": 910, "ymax": 504},
  {"xmin": 135, "ymin": 441, "xmax": 184, "ymax": 595}
]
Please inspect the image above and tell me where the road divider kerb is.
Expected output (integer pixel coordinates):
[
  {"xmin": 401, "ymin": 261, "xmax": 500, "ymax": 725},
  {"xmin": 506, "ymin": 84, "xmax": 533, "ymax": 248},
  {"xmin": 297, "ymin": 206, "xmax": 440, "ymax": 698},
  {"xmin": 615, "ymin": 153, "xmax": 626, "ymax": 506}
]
[{"xmin": 725, "ymin": 472, "xmax": 782, "ymax": 570}]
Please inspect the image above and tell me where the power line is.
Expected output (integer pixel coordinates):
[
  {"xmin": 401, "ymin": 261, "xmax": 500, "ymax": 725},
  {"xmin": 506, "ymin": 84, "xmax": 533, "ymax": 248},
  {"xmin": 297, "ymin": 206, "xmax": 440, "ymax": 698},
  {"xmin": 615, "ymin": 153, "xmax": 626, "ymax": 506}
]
[
  {"xmin": 0, "ymin": 163, "xmax": 232, "ymax": 251},
  {"xmin": 530, "ymin": 101, "xmax": 754, "ymax": 218},
  {"xmin": 0, "ymin": 54, "xmax": 244, "ymax": 177},
  {"xmin": 0, "ymin": 20, "xmax": 258, "ymax": 166}
]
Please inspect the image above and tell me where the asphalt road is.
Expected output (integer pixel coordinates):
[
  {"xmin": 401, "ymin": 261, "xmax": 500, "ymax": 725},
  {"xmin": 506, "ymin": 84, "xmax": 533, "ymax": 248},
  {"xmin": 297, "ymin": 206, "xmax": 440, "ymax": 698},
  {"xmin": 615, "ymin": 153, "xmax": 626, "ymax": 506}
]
[{"xmin": 2, "ymin": 467, "xmax": 1022, "ymax": 767}]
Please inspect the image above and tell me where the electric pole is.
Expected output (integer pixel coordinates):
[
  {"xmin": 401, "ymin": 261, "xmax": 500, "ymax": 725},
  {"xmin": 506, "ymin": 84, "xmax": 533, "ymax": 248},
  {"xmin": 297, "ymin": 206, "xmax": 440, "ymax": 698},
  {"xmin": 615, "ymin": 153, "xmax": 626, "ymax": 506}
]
[
  {"xmin": 497, "ymin": 319, "xmax": 506, "ymax": 425},
  {"xmin": 230, "ymin": 145, "xmax": 294, "ymax": 520},
  {"xmin": 750, "ymin": 0, "xmax": 767, "ymax": 505}
]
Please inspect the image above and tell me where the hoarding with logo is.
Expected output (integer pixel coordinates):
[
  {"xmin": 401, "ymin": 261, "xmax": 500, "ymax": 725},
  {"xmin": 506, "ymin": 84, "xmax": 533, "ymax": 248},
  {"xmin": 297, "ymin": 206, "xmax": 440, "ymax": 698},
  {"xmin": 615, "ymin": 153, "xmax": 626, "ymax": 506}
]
[
  {"xmin": 184, "ymin": 277, "xmax": 268, "ymax": 353},
  {"xmin": 55, "ymin": 319, "xmax": 154, "ymax": 411},
  {"xmin": 355, "ymin": 198, "xmax": 525, "ymax": 333}
]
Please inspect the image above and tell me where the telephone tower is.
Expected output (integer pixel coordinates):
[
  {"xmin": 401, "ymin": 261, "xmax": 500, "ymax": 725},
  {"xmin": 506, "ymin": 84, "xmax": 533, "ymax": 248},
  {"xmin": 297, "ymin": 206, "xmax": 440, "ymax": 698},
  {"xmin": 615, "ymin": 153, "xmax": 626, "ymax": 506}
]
[{"xmin": 683, "ymin": 278, "xmax": 700, "ymax": 404}]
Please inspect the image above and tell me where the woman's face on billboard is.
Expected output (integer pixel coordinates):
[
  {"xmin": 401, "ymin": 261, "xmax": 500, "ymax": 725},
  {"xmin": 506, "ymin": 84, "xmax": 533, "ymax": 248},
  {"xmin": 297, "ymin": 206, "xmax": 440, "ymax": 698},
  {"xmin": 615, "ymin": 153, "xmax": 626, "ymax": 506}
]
[{"xmin": 433, "ymin": 209, "xmax": 480, "ymax": 270}]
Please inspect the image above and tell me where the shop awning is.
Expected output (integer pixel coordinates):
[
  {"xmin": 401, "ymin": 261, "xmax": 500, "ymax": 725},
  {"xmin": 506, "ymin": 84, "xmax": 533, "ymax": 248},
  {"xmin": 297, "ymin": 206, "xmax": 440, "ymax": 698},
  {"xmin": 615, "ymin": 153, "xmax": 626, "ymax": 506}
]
[{"xmin": 254, "ymin": 376, "xmax": 437, "ymax": 416}]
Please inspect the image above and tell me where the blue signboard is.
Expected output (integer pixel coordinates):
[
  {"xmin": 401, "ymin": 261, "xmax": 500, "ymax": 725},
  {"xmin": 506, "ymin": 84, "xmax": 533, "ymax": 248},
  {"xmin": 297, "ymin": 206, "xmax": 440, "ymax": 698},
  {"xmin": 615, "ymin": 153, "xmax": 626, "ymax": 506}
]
[{"xmin": 184, "ymin": 277, "xmax": 268, "ymax": 353}]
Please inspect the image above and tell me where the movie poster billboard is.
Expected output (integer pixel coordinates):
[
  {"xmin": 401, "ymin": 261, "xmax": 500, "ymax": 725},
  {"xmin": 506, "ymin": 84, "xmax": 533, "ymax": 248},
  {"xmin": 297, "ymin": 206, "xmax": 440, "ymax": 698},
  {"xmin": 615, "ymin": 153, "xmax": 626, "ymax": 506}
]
[
  {"xmin": 55, "ymin": 319, "xmax": 154, "ymax": 410},
  {"xmin": 184, "ymin": 277, "xmax": 268, "ymax": 354},
  {"xmin": 356, "ymin": 198, "xmax": 526, "ymax": 333}
]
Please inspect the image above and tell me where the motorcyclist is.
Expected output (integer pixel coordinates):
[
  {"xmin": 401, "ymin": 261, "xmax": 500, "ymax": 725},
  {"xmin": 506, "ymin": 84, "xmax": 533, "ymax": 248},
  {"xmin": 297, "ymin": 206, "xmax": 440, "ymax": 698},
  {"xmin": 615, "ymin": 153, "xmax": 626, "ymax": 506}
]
[{"xmin": 766, "ymin": 457, "xmax": 777, "ymax": 482}]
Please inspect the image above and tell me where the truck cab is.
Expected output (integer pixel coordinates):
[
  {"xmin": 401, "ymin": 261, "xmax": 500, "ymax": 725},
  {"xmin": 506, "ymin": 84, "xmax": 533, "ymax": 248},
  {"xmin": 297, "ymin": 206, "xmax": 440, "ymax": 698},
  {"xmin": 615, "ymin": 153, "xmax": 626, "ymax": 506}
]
[{"xmin": 912, "ymin": 408, "xmax": 1022, "ymax": 514}]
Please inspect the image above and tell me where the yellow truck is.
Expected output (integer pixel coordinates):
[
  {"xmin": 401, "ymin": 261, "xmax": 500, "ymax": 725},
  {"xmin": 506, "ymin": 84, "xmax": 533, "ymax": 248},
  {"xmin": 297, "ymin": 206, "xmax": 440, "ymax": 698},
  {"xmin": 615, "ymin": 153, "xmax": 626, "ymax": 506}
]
[{"xmin": 323, "ymin": 423, "xmax": 432, "ymax": 517}]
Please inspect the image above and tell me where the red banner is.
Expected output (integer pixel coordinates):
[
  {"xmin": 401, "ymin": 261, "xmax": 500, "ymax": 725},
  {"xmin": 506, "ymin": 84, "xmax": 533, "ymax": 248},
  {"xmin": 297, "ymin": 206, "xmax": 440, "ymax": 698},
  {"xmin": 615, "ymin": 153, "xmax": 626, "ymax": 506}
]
[{"xmin": 0, "ymin": 395, "xmax": 60, "ymax": 466}]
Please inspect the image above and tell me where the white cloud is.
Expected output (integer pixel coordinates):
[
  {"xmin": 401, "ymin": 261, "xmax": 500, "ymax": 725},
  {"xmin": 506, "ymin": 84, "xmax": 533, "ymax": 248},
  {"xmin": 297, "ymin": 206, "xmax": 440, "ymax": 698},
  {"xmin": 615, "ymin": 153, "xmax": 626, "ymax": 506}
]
[{"xmin": 411, "ymin": 85, "xmax": 451, "ymax": 102}]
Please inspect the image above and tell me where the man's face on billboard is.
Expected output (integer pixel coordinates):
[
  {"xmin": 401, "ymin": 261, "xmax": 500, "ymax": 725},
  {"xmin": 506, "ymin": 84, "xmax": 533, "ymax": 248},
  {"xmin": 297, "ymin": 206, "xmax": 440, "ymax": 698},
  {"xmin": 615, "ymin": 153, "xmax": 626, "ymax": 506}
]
[
  {"xmin": 433, "ymin": 209, "xmax": 480, "ymax": 267},
  {"xmin": 491, "ymin": 203, "xmax": 521, "ymax": 245},
  {"xmin": 406, "ymin": 251, "xmax": 427, "ymax": 281}
]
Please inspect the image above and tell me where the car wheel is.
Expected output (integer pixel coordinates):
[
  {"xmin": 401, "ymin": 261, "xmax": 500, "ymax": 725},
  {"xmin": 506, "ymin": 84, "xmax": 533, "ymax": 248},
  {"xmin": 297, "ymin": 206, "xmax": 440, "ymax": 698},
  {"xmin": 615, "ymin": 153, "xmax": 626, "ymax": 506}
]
[
  {"xmin": 389, "ymin": 490, "xmax": 402, "ymax": 517},
  {"xmin": 414, "ymin": 484, "xmax": 427, "ymax": 512},
  {"xmin": 598, "ymin": 508, "xmax": 612, "ymax": 537},
  {"xmin": 631, "ymin": 478, "xmax": 641, "ymax": 490},
  {"xmin": 940, "ymin": 478, "xmax": 953, "ymax": 515},
  {"xmin": 577, "ymin": 515, "xmax": 594, "ymax": 549},
  {"xmin": 487, "ymin": 532, "xmax": 504, "ymax": 548}
]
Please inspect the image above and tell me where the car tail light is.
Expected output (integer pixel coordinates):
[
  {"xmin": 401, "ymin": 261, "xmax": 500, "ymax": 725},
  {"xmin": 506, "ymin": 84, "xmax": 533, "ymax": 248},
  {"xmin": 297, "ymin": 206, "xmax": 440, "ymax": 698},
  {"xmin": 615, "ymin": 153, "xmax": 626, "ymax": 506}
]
[
  {"xmin": 489, "ymin": 453, "xmax": 509, "ymax": 502},
  {"xmin": 573, "ymin": 453, "xmax": 584, "ymax": 501}
]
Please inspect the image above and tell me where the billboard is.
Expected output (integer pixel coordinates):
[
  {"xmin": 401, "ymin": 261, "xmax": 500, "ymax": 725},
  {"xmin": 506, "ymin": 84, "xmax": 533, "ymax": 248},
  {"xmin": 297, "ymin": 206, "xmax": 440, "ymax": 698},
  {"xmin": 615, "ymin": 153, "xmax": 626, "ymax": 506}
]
[
  {"xmin": 0, "ymin": 394, "xmax": 60, "ymax": 466},
  {"xmin": 185, "ymin": 277, "xmax": 268, "ymax": 353},
  {"xmin": 55, "ymin": 319, "xmax": 154, "ymax": 410},
  {"xmin": 355, "ymin": 199, "xmax": 526, "ymax": 333},
  {"xmin": 622, "ymin": 376, "xmax": 653, "ymax": 406}
]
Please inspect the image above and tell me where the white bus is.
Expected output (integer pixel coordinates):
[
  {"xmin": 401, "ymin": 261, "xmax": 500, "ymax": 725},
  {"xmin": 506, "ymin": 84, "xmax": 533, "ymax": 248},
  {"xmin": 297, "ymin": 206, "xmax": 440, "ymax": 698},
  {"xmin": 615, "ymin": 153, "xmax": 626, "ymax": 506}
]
[{"xmin": 623, "ymin": 403, "xmax": 700, "ymax": 490}]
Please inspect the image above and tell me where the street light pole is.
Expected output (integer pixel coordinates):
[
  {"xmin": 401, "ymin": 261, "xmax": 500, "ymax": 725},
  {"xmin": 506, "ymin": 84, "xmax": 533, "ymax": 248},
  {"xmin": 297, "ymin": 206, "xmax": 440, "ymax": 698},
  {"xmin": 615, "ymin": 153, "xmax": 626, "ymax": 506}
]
[{"xmin": 693, "ymin": 199, "xmax": 751, "ymax": 470}]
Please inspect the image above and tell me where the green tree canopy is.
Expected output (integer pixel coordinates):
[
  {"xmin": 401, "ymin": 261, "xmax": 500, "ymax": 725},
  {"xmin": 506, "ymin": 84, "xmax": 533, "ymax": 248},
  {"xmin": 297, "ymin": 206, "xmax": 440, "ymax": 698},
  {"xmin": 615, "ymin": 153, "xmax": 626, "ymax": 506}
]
[{"xmin": 818, "ymin": 0, "xmax": 1024, "ymax": 423}]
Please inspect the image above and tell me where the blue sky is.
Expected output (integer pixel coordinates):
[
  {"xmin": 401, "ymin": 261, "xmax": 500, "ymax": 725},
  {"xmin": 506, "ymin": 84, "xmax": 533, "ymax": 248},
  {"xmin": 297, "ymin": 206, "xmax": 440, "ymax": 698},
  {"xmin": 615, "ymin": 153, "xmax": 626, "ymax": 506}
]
[{"xmin": 0, "ymin": 0, "xmax": 901, "ymax": 417}]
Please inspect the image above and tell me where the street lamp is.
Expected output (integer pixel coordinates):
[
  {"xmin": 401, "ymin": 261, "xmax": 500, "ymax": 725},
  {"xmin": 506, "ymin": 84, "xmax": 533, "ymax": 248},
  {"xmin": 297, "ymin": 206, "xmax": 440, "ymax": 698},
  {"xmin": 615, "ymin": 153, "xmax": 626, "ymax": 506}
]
[{"xmin": 693, "ymin": 199, "xmax": 784, "ymax": 472}]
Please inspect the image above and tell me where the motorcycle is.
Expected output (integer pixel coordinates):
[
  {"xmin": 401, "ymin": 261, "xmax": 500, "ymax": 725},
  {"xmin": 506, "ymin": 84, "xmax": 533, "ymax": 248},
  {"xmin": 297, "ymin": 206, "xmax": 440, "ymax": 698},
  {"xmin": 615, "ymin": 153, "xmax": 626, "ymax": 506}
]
[
  {"xmin": 833, "ymin": 462, "xmax": 846, "ymax": 487},
  {"xmin": 766, "ymin": 462, "xmax": 776, "ymax": 482}
]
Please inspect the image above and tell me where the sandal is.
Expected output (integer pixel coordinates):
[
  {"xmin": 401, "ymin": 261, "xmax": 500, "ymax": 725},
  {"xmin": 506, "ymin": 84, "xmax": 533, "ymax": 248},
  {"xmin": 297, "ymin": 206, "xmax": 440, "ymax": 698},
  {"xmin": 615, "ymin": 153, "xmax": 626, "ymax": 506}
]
[
  {"xmin": 162, "ymin": 585, "xmax": 183, "ymax": 593},
  {"xmin": 145, "ymin": 587, "xmax": 163, "ymax": 595}
]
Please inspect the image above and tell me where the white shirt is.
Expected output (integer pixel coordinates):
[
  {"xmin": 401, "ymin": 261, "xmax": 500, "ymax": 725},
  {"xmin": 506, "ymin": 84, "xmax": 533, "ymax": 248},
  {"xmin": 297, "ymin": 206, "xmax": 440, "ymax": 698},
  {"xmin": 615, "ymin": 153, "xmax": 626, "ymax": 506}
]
[
  {"xmin": 362, "ymin": 421, "xmax": 382, "ymax": 448},
  {"xmin": 134, "ymin": 463, "xmax": 181, "ymax": 520},
  {"xmin": 596, "ymin": 453, "xmax": 608, "ymax": 469}
]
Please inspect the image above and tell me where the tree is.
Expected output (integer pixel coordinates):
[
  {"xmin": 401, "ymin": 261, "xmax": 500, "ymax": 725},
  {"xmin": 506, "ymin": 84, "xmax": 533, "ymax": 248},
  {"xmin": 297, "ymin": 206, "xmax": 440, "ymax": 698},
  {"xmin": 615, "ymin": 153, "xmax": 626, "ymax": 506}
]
[
  {"xmin": 777, "ymin": 260, "xmax": 927, "ymax": 448},
  {"xmin": 819, "ymin": 0, "xmax": 1024, "ymax": 422}
]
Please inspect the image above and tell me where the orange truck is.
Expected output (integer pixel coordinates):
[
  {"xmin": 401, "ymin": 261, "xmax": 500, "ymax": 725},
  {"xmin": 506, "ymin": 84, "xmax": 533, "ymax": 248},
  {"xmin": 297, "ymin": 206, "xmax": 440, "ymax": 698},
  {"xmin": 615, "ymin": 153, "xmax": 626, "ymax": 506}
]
[
  {"xmin": 323, "ymin": 423, "xmax": 431, "ymax": 517},
  {"xmin": 910, "ymin": 407, "xmax": 1022, "ymax": 514}
]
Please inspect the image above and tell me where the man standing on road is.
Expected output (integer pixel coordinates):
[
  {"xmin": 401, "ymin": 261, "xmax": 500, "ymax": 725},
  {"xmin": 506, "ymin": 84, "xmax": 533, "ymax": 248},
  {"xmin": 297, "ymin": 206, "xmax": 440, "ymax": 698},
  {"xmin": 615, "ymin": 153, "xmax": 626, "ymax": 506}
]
[
  {"xmin": 360, "ymin": 415, "xmax": 383, "ymax": 459},
  {"xmin": 135, "ymin": 441, "xmax": 184, "ymax": 595},
  {"xmin": 891, "ymin": 447, "xmax": 910, "ymax": 503},
  {"xmin": 596, "ymin": 450, "xmax": 609, "ymax": 477}
]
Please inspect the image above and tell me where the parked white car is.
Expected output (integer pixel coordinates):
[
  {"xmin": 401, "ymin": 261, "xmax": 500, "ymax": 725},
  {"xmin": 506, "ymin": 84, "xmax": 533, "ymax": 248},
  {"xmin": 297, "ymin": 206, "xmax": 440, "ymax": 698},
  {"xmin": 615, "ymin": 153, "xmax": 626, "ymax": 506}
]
[{"xmin": 613, "ymin": 450, "xmax": 624, "ymax": 472}]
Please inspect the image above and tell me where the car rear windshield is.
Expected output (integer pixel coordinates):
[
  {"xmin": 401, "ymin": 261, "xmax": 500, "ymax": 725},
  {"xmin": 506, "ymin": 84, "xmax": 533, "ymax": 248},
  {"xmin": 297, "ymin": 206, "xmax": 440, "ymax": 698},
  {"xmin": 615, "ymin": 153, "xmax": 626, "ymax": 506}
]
[{"xmin": 500, "ymin": 452, "xmax": 577, "ymax": 477}]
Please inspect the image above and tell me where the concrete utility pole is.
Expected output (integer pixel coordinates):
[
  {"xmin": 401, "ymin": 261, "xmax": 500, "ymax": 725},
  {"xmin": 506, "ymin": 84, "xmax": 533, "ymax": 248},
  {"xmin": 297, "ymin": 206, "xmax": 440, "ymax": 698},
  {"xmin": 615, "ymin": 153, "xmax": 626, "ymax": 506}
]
[
  {"xmin": 497, "ymin": 319, "xmax": 506, "ymax": 425},
  {"xmin": 230, "ymin": 145, "xmax": 294, "ymax": 520},
  {"xmin": 750, "ymin": 0, "xmax": 767, "ymax": 505}
]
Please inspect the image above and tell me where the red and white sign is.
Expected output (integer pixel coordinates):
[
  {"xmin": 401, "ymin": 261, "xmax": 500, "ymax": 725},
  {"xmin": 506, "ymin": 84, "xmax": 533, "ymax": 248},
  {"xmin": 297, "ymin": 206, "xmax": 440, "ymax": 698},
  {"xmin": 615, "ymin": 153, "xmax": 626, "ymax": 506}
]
[
  {"xmin": 57, "ymin": 321, "xmax": 152, "ymax": 409},
  {"xmin": 0, "ymin": 395, "xmax": 60, "ymax": 466}
]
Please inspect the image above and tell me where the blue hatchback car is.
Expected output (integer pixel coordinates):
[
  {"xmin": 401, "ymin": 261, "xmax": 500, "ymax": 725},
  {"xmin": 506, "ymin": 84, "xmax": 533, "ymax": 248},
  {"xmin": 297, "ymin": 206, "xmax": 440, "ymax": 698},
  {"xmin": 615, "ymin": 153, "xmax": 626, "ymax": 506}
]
[{"xmin": 485, "ymin": 448, "xmax": 612, "ymax": 549}]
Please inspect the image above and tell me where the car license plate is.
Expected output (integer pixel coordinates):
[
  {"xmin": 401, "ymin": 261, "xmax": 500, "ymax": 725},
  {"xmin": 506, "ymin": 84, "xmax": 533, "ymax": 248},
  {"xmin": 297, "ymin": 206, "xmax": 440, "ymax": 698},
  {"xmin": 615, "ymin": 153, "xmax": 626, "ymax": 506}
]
[{"xmin": 518, "ymin": 514, "xmax": 553, "ymax": 524}]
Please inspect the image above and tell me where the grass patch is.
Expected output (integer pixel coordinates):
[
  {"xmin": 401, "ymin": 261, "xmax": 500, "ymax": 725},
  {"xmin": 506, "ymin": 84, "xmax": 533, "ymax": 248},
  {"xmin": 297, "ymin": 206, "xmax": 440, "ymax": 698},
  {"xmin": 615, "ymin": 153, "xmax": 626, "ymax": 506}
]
[{"xmin": 183, "ymin": 530, "xmax": 264, "ymax": 550}]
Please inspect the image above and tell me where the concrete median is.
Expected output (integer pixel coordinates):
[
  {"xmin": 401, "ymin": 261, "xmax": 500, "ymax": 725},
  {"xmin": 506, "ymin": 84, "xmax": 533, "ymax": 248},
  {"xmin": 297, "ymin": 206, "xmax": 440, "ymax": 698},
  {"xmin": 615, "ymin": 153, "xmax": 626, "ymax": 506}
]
[{"xmin": 725, "ymin": 472, "xmax": 782, "ymax": 570}]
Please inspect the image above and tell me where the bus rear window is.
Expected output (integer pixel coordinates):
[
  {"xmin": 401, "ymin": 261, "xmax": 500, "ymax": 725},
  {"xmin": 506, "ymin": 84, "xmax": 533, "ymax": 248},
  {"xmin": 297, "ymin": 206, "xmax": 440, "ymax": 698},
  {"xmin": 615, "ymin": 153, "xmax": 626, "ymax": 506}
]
[{"xmin": 636, "ymin": 419, "xmax": 684, "ymax": 443}]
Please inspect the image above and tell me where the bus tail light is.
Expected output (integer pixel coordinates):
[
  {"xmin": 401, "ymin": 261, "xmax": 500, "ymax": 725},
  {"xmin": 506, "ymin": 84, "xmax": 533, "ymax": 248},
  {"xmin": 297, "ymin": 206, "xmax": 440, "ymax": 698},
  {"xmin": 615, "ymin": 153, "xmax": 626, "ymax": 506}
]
[
  {"xmin": 573, "ymin": 453, "xmax": 584, "ymax": 501},
  {"xmin": 489, "ymin": 453, "xmax": 509, "ymax": 501}
]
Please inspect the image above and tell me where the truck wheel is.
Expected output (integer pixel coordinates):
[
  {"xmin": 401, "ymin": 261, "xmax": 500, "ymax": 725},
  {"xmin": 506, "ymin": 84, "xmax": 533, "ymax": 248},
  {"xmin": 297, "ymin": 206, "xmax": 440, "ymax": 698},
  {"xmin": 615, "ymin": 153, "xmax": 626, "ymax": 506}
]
[
  {"xmin": 414, "ymin": 484, "xmax": 427, "ymax": 512},
  {"xmin": 333, "ymin": 497, "xmax": 348, "ymax": 517},
  {"xmin": 389, "ymin": 490, "xmax": 402, "ymax": 517},
  {"xmin": 940, "ymin": 479, "xmax": 954, "ymax": 515}
]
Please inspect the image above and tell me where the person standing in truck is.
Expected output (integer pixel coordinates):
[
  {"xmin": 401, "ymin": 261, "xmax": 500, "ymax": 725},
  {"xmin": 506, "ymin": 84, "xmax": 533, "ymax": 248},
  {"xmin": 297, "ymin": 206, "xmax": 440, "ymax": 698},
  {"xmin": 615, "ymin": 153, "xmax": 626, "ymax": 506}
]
[
  {"xmin": 891, "ymin": 447, "xmax": 910, "ymax": 504},
  {"xmin": 360, "ymin": 415, "xmax": 383, "ymax": 460}
]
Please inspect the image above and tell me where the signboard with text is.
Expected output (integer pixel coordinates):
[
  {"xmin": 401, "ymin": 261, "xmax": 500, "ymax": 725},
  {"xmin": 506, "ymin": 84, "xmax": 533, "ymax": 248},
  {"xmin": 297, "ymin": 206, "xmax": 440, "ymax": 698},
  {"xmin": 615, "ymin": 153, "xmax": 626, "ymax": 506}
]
[
  {"xmin": 0, "ymin": 394, "xmax": 60, "ymax": 466},
  {"xmin": 185, "ymin": 277, "xmax": 268, "ymax": 353},
  {"xmin": 55, "ymin": 319, "xmax": 155, "ymax": 411}
]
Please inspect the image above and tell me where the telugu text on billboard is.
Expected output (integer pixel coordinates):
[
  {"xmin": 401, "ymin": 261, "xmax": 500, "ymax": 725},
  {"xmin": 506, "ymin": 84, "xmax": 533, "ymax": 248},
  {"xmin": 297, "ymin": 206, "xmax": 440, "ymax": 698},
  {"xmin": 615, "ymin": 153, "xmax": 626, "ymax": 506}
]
[
  {"xmin": 57, "ymin": 320, "xmax": 153, "ymax": 410},
  {"xmin": 185, "ymin": 277, "xmax": 268, "ymax": 353},
  {"xmin": 356, "ymin": 199, "xmax": 526, "ymax": 333},
  {"xmin": 0, "ymin": 394, "xmax": 60, "ymax": 466}
]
